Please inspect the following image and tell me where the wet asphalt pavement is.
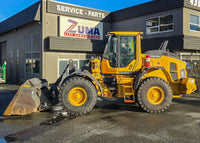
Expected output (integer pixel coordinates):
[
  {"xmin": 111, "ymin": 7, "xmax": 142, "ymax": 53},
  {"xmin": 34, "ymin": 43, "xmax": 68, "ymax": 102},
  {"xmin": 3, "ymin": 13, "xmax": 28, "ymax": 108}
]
[{"xmin": 0, "ymin": 84, "xmax": 200, "ymax": 143}]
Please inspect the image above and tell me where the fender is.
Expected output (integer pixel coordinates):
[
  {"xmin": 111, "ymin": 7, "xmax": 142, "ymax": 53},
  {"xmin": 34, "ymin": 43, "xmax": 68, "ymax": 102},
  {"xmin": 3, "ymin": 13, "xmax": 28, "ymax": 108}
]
[
  {"xmin": 134, "ymin": 67, "xmax": 167, "ymax": 90},
  {"xmin": 60, "ymin": 59, "xmax": 103, "ymax": 96},
  {"xmin": 71, "ymin": 70, "xmax": 103, "ymax": 97}
]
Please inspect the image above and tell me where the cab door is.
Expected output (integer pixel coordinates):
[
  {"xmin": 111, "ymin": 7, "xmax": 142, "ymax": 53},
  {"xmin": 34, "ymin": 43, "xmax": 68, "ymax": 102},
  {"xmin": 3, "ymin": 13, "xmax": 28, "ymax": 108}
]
[
  {"xmin": 102, "ymin": 34, "xmax": 142, "ymax": 74},
  {"xmin": 102, "ymin": 36, "xmax": 118, "ymax": 74},
  {"xmin": 118, "ymin": 36, "xmax": 136, "ymax": 72}
]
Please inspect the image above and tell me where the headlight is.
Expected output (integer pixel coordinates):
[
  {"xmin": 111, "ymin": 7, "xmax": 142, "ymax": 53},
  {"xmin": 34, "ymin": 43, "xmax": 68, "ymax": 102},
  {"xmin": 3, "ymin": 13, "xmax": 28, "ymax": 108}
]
[{"xmin": 180, "ymin": 69, "xmax": 186, "ymax": 79}]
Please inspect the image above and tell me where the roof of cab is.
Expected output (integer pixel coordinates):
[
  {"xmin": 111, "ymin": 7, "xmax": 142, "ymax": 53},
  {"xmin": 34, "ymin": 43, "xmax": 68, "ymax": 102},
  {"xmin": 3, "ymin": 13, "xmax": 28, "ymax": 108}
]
[{"xmin": 109, "ymin": 32, "xmax": 143, "ymax": 35}]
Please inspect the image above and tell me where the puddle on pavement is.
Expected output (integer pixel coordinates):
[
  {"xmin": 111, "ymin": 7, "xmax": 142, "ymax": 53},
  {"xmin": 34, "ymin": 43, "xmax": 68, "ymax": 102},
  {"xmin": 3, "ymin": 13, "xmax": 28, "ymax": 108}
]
[
  {"xmin": 0, "ymin": 115, "xmax": 33, "ymax": 123},
  {"xmin": 40, "ymin": 114, "xmax": 75, "ymax": 125},
  {"xmin": 0, "ymin": 114, "xmax": 76, "ymax": 142},
  {"xmin": 4, "ymin": 135, "xmax": 19, "ymax": 142},
  {"xmin": 101, "ymin": 116, "xmax": 115, "ymax": 122},
  {"xmin": 2, "ymin": 126, "xmax": 40, "ymax": 142},
  {"xmin": 186, "ymin": 112, "xmax": 200, "ymax": 118}
]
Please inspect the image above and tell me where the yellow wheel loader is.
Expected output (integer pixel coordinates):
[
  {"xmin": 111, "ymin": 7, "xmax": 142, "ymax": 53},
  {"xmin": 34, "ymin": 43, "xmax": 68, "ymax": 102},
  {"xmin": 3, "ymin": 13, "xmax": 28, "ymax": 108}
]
[{"xmin": 3, "ymin": 32, "xmax": 197, "ymax": 116}]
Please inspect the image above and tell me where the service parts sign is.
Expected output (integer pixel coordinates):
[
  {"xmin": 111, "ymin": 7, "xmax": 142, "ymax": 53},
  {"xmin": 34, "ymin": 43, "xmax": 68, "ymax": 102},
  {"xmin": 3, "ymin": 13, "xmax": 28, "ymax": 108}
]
[{"xmin": 60, "ymin": 16, "xmax": 103, "ymax": 40}]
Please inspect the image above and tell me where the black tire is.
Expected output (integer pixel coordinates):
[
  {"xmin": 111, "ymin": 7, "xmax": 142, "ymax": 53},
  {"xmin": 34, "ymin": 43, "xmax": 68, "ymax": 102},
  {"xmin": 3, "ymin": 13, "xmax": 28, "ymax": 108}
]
[
  {"xmin": 58, "ymin": 76, "xmax": 97, "ymax": 116},
  {"xmin": 137, "ymin": 77, "xmax": 173, "ymax": 113}
]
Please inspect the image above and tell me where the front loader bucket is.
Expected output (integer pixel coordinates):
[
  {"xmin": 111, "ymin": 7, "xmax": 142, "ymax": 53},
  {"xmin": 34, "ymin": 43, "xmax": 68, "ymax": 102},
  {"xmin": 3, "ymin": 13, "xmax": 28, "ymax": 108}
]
[{"xmin": 3, "ymin": 78, "xmax": 49, "ymax": 116}]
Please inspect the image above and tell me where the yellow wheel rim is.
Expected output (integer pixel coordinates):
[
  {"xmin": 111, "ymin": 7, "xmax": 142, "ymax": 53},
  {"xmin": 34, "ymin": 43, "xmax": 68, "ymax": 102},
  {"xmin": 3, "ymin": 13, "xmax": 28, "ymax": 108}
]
[
  {"xmin": 147, "ymin": 87, "xmax": 164, "ymax": 105},
  {"xmin": 68, "ymin": 87, "xmax": 87, "ymax": 106}
]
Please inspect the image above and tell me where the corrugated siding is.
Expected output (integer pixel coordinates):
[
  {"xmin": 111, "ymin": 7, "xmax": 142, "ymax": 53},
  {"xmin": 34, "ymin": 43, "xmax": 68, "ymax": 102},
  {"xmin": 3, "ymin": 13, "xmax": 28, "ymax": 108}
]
[
  {"xmin": 112, "ymin": 0, "xmax": 184, "ymax": 22},
  {"xmin": 0, "ymin": 2, "xmax": 41, "ymax": 34},
  {"xmin": 49, "ymin": 36, "xmax": 105, "ymax": 53},
  {"xmin": 141, "ymin": 35, "xmax": 184, "ymax": 52},
  {"xmin": 184, "ymin": 35, "xmax": 200, "ymax": 50}
]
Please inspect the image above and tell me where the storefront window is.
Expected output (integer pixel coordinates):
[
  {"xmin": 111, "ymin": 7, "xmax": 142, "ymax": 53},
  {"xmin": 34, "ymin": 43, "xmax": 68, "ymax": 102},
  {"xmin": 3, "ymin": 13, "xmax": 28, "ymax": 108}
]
[
  {"xmin": 33, "ymin": 59, "xmax": 40, "ymax": 73},
  {"xmin": 147, "ymin": 18, "xmax": 159, "ymax": 27},
  {"xmin": 160, "ymin": 25, "xmax": 173, "ymax": 32},
  {"xmin": 25, "ymin": 33, "xmax": 41, "ymax": 74},
  {"xmin": 160, "ymin": 15, "xmax": 173, "ymax": 25},
  {"xmin": 59, "ymin": 59, "xmax": 89, "ymax": 77},
  {"xmin": 25, "ymin": 59, "xmax": 32, "ymax": 73},
  {"xmin": 146, "ymin": 14, "xmax": 174, "ymax": 34},
  {"xmin": 147, "ymin": 27, "xmax": 159, "ymax": 33},
  {"xmin": 190, "ymin": 14, "xmax": 200, "ymax": 31},
  {"xmin": 79, "ymin": 60, "xmax": 90, "ymax": 68}
]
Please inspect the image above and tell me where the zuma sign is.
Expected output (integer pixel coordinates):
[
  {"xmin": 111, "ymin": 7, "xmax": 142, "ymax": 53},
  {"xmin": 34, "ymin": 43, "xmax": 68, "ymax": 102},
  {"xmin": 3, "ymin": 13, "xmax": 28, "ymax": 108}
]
[{"xmin": 60, "ymin": 16, "xmax": 103, "ymax": 40}]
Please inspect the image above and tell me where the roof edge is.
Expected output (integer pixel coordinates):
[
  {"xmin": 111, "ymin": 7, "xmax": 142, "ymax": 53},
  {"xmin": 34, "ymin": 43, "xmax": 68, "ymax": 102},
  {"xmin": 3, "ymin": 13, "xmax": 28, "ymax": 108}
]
[{"xmin": 0, "ymin": 1, "xmax": 41, "ymax": 34}]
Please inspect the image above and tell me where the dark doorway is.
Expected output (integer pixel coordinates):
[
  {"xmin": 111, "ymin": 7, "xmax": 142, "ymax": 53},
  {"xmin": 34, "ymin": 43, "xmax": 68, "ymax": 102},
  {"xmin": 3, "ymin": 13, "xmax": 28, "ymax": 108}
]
[{"xmin": 0, "ymin": 42, "xmax": 7, "ymax": 65}]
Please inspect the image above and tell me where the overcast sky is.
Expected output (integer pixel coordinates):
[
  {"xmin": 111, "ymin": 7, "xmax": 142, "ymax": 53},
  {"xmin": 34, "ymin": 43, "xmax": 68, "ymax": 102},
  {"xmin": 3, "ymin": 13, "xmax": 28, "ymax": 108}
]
[{"xmin": 0, "ymin": 0, "xmax": 152, "ymax": 22}]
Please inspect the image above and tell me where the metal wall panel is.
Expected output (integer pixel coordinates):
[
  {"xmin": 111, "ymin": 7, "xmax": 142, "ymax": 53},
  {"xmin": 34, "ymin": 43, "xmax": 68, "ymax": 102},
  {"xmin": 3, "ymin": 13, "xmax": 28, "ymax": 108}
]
[
  {"xmin": 111, "ymin": 0, "xmax": 184, "ymax": 22},
  {"xmin": 112, "ymin": 8, "xmax": 183, "ymax": 39},
  {"xmin": 184, "ymin": 35, "xmax": 200, "ymax": 50},
  {"xmin": 49, "ymin": 36, "xmax": 105, "ymax": 53},
  {"xmin": 0, "ymin": 22, "xmax": 42, "ymax": 82},
  {"xmin": 141, "ymin": 35, "xmax": 184, "ymax": 52}
]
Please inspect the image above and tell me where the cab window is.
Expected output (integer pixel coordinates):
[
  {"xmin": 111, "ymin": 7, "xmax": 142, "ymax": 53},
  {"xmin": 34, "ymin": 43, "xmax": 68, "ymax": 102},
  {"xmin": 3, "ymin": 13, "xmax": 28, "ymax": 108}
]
[
  {"xmin": 103, "ymin": 36, "xmax": 117, "ymax": 67},
  {"xmin": 120, "ymin": 36, "xmax": 136, "ymax": 67}
]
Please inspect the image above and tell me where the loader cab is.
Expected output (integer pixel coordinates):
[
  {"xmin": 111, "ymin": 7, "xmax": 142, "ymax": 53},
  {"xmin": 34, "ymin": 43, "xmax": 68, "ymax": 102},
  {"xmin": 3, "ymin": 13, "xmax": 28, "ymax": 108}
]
[{"xmin": 102, "ymin": 32, "xmax": 143, "ymax": 74}]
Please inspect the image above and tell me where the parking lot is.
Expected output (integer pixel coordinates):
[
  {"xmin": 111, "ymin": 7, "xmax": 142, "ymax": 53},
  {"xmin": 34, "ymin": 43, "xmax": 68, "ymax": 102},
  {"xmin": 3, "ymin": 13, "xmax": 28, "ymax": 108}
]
[{"xmin": 0, "ymin": 84, "xmax": 200, "ymax": 143}]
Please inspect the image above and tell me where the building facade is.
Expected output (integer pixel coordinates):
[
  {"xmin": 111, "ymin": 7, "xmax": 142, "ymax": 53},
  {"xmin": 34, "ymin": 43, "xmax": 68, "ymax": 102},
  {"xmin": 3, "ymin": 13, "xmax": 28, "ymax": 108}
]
[
  {"xmin": 0, "ymin": 0, "xmax": 111, "ymax": 83},
  {"xmin": 111, "ymin": 0, "xmax": 200, "ymax": 64},
  {"xmin": 0, "ymin": 0, "xmax": 200, "ymax": 83}
]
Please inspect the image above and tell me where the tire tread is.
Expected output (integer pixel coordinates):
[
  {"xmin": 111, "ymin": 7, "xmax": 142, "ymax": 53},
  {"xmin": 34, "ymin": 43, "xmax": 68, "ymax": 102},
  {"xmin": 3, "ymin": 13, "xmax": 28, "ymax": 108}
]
[
  {"xmin": 58, "ymin": 76, "xmax": 97, "ymax": 116},
  {"xmin": 137, "ymin": 77, "xmax": 173, "ymax": 114}
]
